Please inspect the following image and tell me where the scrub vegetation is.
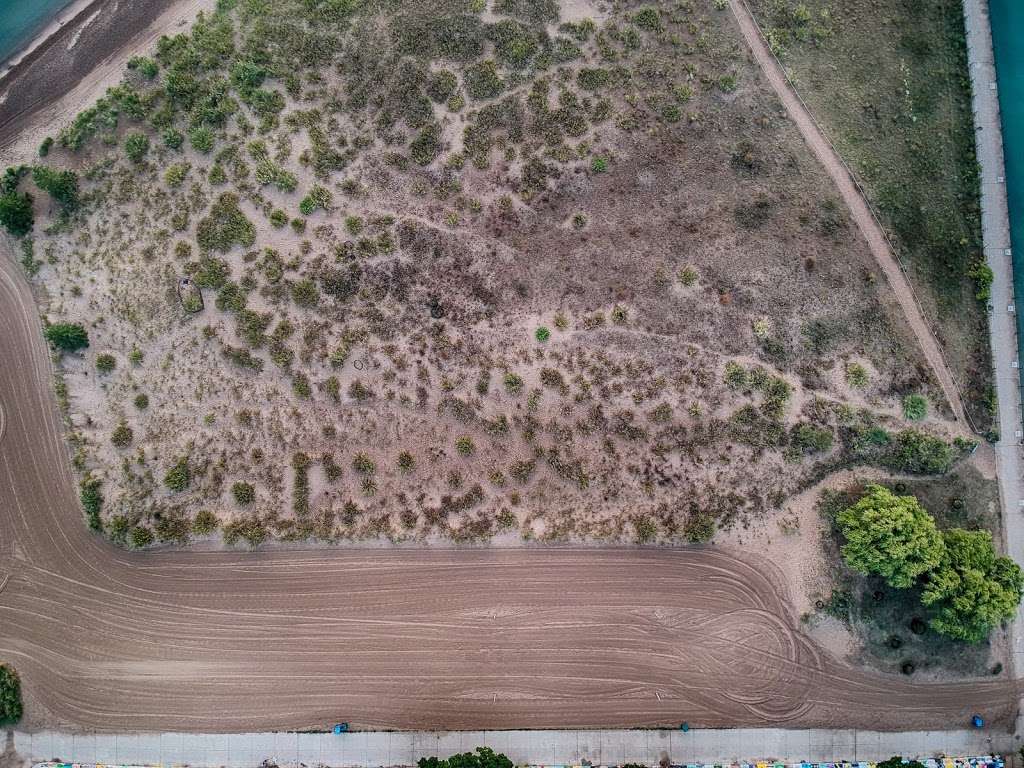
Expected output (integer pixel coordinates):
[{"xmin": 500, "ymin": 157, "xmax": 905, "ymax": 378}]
[
  {"xmin": 4, "ymin": 0, "xmax": 980, "ymax": 548},
  {"xmin": 748, "ymin": 0, "xmax": 993, "ymax": 432}
]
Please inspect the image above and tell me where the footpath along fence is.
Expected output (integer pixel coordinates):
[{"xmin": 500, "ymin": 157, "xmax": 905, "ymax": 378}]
[{"xmin": 28, "ymin": 756, "xmax": 1007, "ymax": 768}]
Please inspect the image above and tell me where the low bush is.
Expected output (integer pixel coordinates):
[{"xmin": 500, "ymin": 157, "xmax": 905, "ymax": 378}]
[
  {"xmin": 124, "ymin": 132, "xmax": 150, "ymax": 163},
  {"xmin": 902, "ymin": 394, "xmax": 928, "ymax": 421},
  {"xmin": 95, "ymin": 353, "xmax": 116, "ymax": 373},
  {"xmin": 111, "ymin": 422, "xmax": 133, "ymax": 448},
  {"xmin": 0, "ymin": 664, "xmax": 22, "ymax": 725},
  {"xmin": 163, "ymin": 456, "xmax": 191, "ymax": 492},
  {"xmin": 44, "ymin": 322, "xmax": 89, "ymax": 352},
  {"xmin": 80, "ymin": 475, "xmax": 103, "ymax": 531},
  {"xmin": 197, "ymin": 193, "xmax": 256, "ymax": 252},
  {"xmin": 0, "ymin": 190, "xmax": 34, "ymax": 236},
  {"xmin": 231, "ymin": 481, "xmax": 255, "ymax": 505}
]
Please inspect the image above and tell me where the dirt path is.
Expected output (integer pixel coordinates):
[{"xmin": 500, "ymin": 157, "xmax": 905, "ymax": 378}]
[
  {"xmin": 727, "ymin": 0, "xmax": 970, "ymax": 429},
  {"xmin": 0, "ymin": 252, "xmax": 1019, "ymax": 733}
]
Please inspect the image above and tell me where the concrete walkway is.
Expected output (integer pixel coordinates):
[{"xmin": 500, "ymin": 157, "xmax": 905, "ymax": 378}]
[
  {"xmin": 961, "ymin": 0, "xmax": 1024, "ymax": 686},
  {"xmin": 6, "ymin": 728, "xmax": 1013, "ymax": 767}
]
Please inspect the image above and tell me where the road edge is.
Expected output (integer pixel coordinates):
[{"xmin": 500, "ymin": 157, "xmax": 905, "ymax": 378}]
[
  {"xmin": 8, "ymin": 727, "xmax": 1015, "ymax": 767},
  {"xmin": 961, "ymin": 0, "xmax": 1024, "ymax": 737}
]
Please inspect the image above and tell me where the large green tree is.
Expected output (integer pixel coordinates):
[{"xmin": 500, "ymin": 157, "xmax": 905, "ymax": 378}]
[
  {"xmin": 921, "ymin": 529, "xmax": 1024, "ymax": 643},
  {"xmin": 836, "ymin": 484, "xmax": 944, "ymax": 588},
  {"xmin": 0, "ymin": 663, "xmax": 22, "ymax": 725},
  {"xmin": 44, "ymin": 322, "xmax": 89, "ymax": 352}
]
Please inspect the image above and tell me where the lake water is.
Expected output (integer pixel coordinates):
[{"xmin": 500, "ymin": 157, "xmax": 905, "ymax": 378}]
[
  {"xmin": 0, "ymin": 0, "xmax": 77, "ymax": 66},
  {"xmin": 989, "ymin": 0, "xmax": 1024, "ymax": 354}
]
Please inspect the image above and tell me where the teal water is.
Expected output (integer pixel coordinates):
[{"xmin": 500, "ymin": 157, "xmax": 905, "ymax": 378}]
[
  {"xmin": 990, "ymin": 0, "xmax": 1024, "ymax": 360},
  {"xmin": 0, "ymin": 0, "xmax": 77, "ymax": 66}
]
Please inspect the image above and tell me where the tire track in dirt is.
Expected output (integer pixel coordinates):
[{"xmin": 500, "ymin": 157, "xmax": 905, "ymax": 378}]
[
  {"xmin": 727, "ymin": 0, "xmax": 971, "ymax": 428},
  {"xmin": 0, "ymin": 250, "xmax": 1018, "ymax": 734}
]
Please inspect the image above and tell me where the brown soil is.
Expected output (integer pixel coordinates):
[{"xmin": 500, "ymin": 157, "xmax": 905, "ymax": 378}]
[{"xmin": 0, "ymin": 254, "xmax": 1020, "ymax": 734}]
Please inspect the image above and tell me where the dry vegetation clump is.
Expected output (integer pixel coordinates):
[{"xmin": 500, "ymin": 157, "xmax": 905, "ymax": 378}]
[{"xmin": 8, "ymin": 0, "xmax": 974, "ymax": 548}]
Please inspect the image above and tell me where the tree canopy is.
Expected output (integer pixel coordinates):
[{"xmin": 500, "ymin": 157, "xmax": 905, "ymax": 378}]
[
  {"xmin": 836, "ymin": 484, "xmax": 944, "ymax": 589},
  {"xmin": 0, "ymin": 190, "xmax": 33, "ymax": 236},
  {"xmin": 921, "ymin": 528, "xmax": 1024, "ymax": 643},
  {"xmin": 44, "ymin": 322, "xmax": 90, "ymax": 352},
  {"xmin": 418, "ymin": 747, "xmax": 513, "ymax": 768},
  {"xmin": 0, "ymin": 663, "xmax": 22, "ymax": 725}
]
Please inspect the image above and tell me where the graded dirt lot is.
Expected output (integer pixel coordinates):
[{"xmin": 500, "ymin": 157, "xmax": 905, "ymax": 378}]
[{"xmin": 0, "ymin": 255, "xmax": 1019, "ymax": 733}]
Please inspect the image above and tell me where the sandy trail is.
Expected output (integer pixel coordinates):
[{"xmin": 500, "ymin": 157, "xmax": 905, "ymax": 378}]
[
  {"xmin": 0, "ymin": 251, "xmax": 1018, "ymax": 733},
  {"xmin": 727, "ymin": 0, "xmax": 971, "ymax": 429}
]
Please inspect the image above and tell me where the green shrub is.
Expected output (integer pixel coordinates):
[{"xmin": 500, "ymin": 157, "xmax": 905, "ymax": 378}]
[
  {"xmin": 846, "ymin": 362, "xmax": 869, "ymax": 388},
  {"xmin": 455, "ymin": 435, "xmax": 476, "ymax": 455},
  {"xmin": 231, "ymin": 481, "xmax": 255, "ymax": 505},
  {"xmin": 503, "ymin": 372, "xmax": 524, "ymax": 395},
  {"xmin": 678, "ymin": 265, "xmax": 698, "ymax": 286},
  {"xmin": 0, "ymin": 190, "xmax": 34, "ymax": 236},
  {"xmin": 164, "ymin": 163, "xmax": 190, "ymax": 187},
  {"xmin": 32, "ymin": 166, "xmax": 79, "ymax": 209},
  {"xmin": 968, "ymin": 260, "xmax": 994, "ymax": 301},
  {"xmin": 590, "ymin": 155, "xmax": 608, "ymax": 173},
  {"xmin": 130, "ymin": 526, "xmax": 155, "ymax": 548},
  {"xmin": 427, "ymin": 70, "xmax": 459, "ymax": 102},
  {"xmin": 95, "ymin": 353, "xmax": 116, "ymax": 373},
  {"xmin": 197, "ymin": 193, "xmax": 255, "ymax": 252},
  {"xmin": 411, "ymin": 123, "xmax": 443, "ymax": 165},
  {"xmin": 163, "ymin": 128, "xmax": 185, "ymax": 150},
  {"xmin": 353, "ymin": 452, "xmax": 376, "ymax": 475},
  {"xmin": 189, "ymin": 125, "xmax": 215, "ymax": 153},
  {"xmin": 684, "ymin": 511, "xmax": 716, "ymax": 543},
  {"xmin": 0, "ymin": 664, "xmax": 23, "ymax": 725},
  {"xmin": 111, "ymin": 422, "xmax": 133, "ymax": 448},
  {"xmin": 886, "ymin": 429, "xmax": 953, "ymax": 474},
  {"xmin": 134, "ymin": 393, "xmax": 149, "ymax": 409},
  {"xmin": 634, "ymin": 515, "xmax": 657, "ymax": 543},
  {"xmin": 44, "ymin": 322, "xmax": 89, "ymax": 352},
  {"xmin": 38, "ymin": 137, "xmax": 54, "ymax": 157},
  {"xmin": 723, "ymin": 361, "xmax": 747, "ymax": 389},
  {"xmin": 633, "ymin": 6, "xmax": 663, "ymax": 30},
  {"xmin": 192, "ymin": 509, "xmax": 219, "ymax": 535},
  {"xmin": 124, "ymin": 132, "xmax": 151, "ymax": 163},
  {"xmin": 163, "ymin": 456, "xmax": 191, "ymax": 492},
  {"xmin": 535, "ymin": 326, "xmax": 550, "ymax": 342},
  {"xmin": 80, "ymin": 475, "xmax": 103, "ymax": 531},
  {"xmin": 788, "ymin": 422, "xmax": 833, "ymax": 455},
  {"xmin": 127, "ymin": 55, "xmax": 159, "ymax": 79},
  {"xmin": 902, "ymin": 394, "xmax": 928, "ymax": 421},
  {"xmin": 577, "ymin": 68, "xmax": 611, "ymax": 91},
  {"xmin": 291, "ymin": 278, "xmax": 320, "ymax": 307},
  {"xmin": 464, "ymin": 60, "xmax": 503, "ymax": 100}
]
